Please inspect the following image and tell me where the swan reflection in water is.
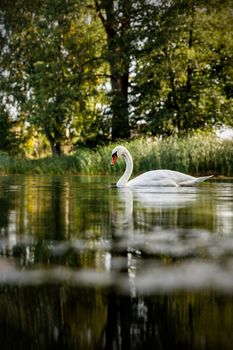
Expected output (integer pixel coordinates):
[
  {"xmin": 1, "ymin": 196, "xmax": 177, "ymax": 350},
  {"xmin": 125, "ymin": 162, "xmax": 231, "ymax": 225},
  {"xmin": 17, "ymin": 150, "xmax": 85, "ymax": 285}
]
[
  {"xmin": 110, "ymin": 186, "xmax": 199, "ymax": 296},
  {"xmin": 111, "ymin": 186, "xmax": 199, "ymax": 230},
  {"xmin": 110, "ymin": 188, "xmax": 134, "ymax": 237}
]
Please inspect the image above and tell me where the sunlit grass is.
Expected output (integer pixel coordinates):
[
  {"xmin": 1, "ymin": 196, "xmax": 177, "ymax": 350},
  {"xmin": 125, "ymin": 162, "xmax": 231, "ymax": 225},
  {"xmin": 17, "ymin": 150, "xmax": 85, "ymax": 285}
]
[{"xmin": 0, "ymin": 133, "xmax": 232, "ymax": 176}]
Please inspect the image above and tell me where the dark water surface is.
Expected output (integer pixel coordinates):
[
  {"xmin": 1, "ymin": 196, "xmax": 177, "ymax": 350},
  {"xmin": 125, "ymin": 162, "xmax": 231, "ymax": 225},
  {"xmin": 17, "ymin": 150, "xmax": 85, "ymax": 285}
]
[{"xmin": 0, "ymin": 175, "xmax": 233, "ymax": 349}]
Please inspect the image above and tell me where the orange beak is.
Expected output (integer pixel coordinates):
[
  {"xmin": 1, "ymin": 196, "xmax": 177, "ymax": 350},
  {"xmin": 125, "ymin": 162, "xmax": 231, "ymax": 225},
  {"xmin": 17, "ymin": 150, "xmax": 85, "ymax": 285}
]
[{"xmin": 111, "ymin": 154, "xmax": 118, "ymax": 165}]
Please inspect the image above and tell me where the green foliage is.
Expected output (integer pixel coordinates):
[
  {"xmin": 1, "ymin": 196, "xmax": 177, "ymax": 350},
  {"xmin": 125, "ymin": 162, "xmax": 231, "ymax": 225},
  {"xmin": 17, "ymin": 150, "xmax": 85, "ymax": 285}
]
[
  {"xmin": 0, "ymin": 110, "xmax": 18, "ymax": 153},
  {"xmin": 0, "ymin": 0, "xmax": 232, "ymax": 154},
  {"xmin": 132, "ymin": 0, "xmax": 233, "ymax": 135},
  {"xmin": 1, "ymin": 0, "xmax": 108, "ymax": 154}
]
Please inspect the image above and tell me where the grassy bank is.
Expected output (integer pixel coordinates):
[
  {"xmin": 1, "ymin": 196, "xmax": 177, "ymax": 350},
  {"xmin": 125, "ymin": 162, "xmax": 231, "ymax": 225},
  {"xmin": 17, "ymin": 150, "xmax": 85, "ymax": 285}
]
[{"xmin": 0, "ymin": 133, "xmax": 233, "ymax": 176}]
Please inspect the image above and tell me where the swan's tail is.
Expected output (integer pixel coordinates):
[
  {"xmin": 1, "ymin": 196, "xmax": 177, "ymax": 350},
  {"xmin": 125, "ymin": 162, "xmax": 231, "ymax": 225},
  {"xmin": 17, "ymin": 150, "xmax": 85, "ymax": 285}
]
[{"xmin": 180, "ymin": 175, "xmax": 213, "ymax": 186}]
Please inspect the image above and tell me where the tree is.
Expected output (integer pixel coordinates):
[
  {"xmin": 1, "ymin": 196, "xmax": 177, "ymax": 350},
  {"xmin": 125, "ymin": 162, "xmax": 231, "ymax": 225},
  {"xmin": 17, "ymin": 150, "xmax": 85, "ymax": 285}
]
[
  {"xmin": 0, "ymin": 107, "xmax": 22, "ymax": 153},
  {"xmin": 93, "ymin": 0, "xmax": 134, "ymax": 140},
  {"xmin": 1, "ymin": 0, "xmax": 232, "ymax": 155},
  {"xmin": 1, "ymin": 0, "xmax": 107, "ymax": 155},
  {"xmin": 131, "ymin": 0, "xmax": 233, "ymax": 135},
  {"xmin": 0, "ymin": 1, "xmax": 25, "ymax": 154}
]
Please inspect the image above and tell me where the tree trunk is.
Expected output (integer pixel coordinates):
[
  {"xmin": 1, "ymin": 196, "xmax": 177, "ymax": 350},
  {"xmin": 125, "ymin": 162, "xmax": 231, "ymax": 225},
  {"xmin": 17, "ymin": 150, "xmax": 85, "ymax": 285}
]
[
  {"xmin": 95, "ymin": 0, "xmax": 131, "ymax": 140},
  {"xmin": 44, "ymin": 128, "xmax": 62, "ymax": 156},
  {"xmin": 51, "ymin": 142, "xmax": 62, "ymax": 156},
  {"xmin": 110, "ymin": 70, "xmax": 130, "ymax": 140},
  {"xmin": 163, "ymin": 47, "xmax": 182, "ymax": 131}
]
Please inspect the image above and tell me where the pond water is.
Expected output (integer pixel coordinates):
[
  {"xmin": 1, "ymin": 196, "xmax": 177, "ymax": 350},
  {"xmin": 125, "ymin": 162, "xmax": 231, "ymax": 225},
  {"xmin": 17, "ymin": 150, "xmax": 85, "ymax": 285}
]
[{"xmin": 0, "ymin": 175, "xmax": 233, "ymax": 349}]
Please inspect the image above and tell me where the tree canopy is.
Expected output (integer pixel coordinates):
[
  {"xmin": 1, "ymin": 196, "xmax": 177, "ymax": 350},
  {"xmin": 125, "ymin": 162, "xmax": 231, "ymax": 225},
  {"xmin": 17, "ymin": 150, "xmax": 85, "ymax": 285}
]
[{"xmin": 0, "ymin": 0, "xmax": 232, "ymax": 155}]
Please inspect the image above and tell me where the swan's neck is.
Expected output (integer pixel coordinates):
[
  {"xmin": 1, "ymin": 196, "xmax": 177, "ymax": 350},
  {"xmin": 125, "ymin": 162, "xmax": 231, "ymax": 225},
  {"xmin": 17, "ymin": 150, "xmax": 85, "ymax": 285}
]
[{"xmin": 117, "ymin": 149, "xmax": 133, "ymax": 187}]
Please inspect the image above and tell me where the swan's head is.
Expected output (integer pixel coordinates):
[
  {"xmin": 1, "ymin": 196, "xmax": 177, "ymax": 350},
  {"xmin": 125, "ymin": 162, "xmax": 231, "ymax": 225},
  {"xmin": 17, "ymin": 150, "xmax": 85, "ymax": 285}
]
[{"xmin": 111, "ymin": 145, "xmax": 127, "ymax": 165}]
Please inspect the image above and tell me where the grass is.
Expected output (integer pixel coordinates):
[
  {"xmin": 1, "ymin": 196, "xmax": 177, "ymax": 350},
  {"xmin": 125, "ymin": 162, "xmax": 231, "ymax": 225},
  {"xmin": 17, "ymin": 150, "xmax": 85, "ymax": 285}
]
[{"xmin": 0, "ymin": 133, "xmax": 232, "ymax": 176}]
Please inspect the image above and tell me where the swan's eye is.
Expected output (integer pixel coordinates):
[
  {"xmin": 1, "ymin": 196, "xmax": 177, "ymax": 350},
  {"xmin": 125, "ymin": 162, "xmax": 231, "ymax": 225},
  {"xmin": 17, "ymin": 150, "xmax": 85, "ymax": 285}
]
[{"xmin": 111, "ymin": 152, "xmax": 118, "ymax": 165}]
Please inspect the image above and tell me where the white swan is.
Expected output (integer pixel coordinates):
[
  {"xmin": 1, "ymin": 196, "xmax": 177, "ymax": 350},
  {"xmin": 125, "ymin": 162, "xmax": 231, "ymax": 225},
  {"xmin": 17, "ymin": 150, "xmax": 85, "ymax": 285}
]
[{"xmin": 111, "ymin": 145, "xmax": 213, "ymax": 187}]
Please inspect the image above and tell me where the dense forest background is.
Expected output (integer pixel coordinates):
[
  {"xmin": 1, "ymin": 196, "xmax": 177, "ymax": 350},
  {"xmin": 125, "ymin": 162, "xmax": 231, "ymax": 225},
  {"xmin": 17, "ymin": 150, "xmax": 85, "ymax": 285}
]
[{"xmin": 0, "ymin": 0, "xmax": 232, "ymax": 157}]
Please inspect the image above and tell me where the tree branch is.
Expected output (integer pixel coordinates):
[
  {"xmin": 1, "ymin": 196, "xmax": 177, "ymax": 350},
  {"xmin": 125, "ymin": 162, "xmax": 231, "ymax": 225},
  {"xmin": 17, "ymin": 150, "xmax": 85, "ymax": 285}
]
[{"xmin": 94, "ymin": 0, "xmax": 106, "ymax": 26}]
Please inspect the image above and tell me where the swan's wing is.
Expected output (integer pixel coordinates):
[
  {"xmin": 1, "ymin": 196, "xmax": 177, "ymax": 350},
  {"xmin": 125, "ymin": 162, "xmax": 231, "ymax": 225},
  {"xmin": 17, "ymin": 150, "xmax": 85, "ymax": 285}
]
[
  {"xmin": 180, "ymin": 175, "xmax": 213, "ymax": 186},
  {"xmin": 127, "ymin": 170, "xmax": 194, "ymax": 187},
  {"xmin": 128, "ymin": 177, "xmax": 178, "ymax": 187},
  {"xmin": 127, "ymin": 170, "xmax": 213, "ymax": 187}
]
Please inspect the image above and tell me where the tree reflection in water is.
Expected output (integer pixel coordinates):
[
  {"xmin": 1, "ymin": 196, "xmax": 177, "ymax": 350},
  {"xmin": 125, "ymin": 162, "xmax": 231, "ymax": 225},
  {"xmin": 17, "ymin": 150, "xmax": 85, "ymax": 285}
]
[
  {"xmin": 0, "ymin": 176, "xmax": 232, "ymax": 349},
  {"xmin": 0, "ymin": 284, "xmax": 233, "ymax": 349}
]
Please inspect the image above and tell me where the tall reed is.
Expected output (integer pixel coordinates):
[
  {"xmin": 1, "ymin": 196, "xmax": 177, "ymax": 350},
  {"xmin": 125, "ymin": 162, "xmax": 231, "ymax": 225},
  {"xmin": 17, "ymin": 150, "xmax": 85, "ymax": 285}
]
[{"xmin": 0, "ymin": 133, "xmax": 232, "ymax": 176}]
